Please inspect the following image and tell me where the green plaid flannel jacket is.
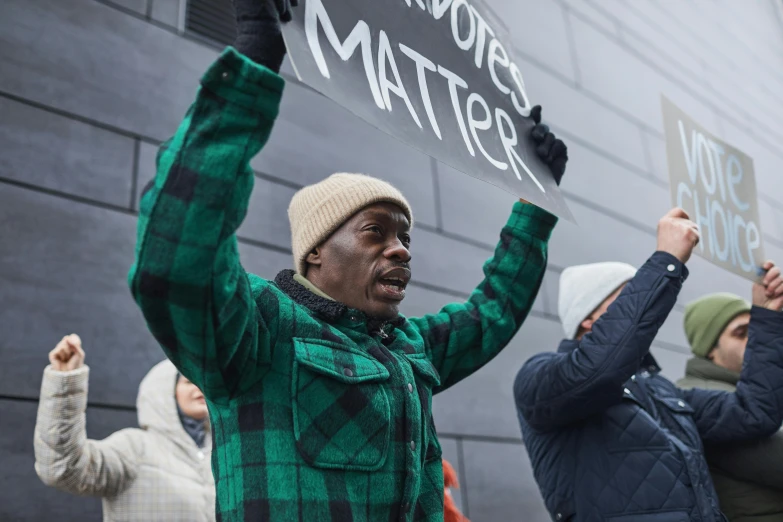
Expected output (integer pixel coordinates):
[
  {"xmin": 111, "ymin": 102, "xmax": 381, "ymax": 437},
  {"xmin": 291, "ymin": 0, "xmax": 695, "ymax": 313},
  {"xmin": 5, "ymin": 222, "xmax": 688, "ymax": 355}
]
[{"xmin": 129, "ymin": 47, "xmax": 557, "ymax": 522}]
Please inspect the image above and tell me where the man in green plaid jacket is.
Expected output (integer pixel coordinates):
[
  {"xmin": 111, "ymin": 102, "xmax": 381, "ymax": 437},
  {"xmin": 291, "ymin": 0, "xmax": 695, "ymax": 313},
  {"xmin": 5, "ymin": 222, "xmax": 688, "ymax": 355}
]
[{"xmin": 129, "ymin": 1, "xmax": 568, "ymax": 520}]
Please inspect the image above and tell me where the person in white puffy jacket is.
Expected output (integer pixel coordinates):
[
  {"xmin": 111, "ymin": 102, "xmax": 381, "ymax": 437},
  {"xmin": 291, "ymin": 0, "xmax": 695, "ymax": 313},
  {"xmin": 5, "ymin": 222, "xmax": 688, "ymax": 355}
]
[{"xmin": 33, "ymin": 334, "xmax": 216, "ymax": 522}]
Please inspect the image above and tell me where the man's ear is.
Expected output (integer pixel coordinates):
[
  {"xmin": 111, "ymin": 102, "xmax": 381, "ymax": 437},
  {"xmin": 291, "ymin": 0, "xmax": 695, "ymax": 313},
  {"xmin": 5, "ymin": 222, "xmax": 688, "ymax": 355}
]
[
  {"xmin": 580, "ymin": 318, "xmax": 594, "ymax": 333},
  {"xmin": 306, "ymin": 247, "xmax": 322, "ymax": 267}
]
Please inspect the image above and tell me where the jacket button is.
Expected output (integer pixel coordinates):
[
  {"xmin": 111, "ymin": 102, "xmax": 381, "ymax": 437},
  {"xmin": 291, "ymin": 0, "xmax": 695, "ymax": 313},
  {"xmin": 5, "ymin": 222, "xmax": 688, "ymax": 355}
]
[
  {"xmin": 556, "ymin": 513, "xmax": 563, "ymax": 520},
  {"xmin": 197, "ymin": 451, "xmax": 204, "ymax": 461},
  {"xmin": 678, "ymin": 400, "xmax": 685, "ymax": 407},
  {"xmin": 343, "ymin": 368, "xmax": 354, "ymax": 377},
  {"xmin": 410, "ymin": 441, "xmax": 416, "ymax": 451},
  {"xmin": 407, "ymin": 383, "xmax": 414, "ymax": 393},
  {"xmin": 630, "ymin": 375, "xmax": 636, "ymax": 381},
  {"xmin": 623, "ymin": 388, "xmax": 631, "ymax": 395},
  {"xmin": 667, "ymin": 264, "xmax": 676, "ymax": 272}
]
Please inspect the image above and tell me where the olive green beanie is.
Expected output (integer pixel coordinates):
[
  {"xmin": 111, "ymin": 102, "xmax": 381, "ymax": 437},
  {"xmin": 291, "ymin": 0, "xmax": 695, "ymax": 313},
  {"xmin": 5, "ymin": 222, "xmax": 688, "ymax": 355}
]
[{"xmin": 684, "ymin": 293, "xmax": 751, "ymax": 358}]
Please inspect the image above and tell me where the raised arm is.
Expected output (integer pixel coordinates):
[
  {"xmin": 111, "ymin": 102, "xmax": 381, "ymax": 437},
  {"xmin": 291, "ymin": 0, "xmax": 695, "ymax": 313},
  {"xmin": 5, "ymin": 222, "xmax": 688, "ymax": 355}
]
[
  {"xmin": 409, "ymin": 109, "xmax": 567, "ymax": 392},
  {"xmin": 515, "ymin": 252, "xmax": 685, "ymax": 430},
  {"xmin": 683, "ymin": 263, "xmax": 783, "ymax": 444},
  {"xmin": 515, "ymin": 209, "xmax": 699, "ymax": 431},
  {"xmin": 128, "ymin": 1, "xmax": 293, "ymax": 400},
  {"xmin": 409, "ymin": 202, "xmax": 556, "ymax": 392},
  {"xmin": 34, "ymin": 336, "xmax": 138, "ymax": 497}
]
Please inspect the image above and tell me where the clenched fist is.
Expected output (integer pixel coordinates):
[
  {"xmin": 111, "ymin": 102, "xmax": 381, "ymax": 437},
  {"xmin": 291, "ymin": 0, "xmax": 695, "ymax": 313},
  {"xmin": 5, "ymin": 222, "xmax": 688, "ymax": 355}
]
[
  {"xmin": 49, "ymin": 334, "xmax": 85, "ymax": 372},
  {"xmin": 657, "ymin": 208, "xmax": 700, "ymax": 264},
  {"xmin": 752, "ymin": 261, "xmax": 783, "ymax": 311},
  {"xmin": 232, "ymin": 0, "xmax": 298, "ymax": 72}
]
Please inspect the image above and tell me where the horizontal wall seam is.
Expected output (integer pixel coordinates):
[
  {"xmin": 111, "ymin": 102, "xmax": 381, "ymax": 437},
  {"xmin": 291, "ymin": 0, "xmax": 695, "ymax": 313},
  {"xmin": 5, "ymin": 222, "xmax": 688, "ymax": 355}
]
[
  {"xmin": 0, "ymin": 177, "xmax": 568, "ymax": 301},
  {"xmin": 0, "ymin": 394, "xmax": 137, "ymax": 412},
  {"xmin": 3, "ymin": 85, "xmax": 781, "ymax": 250}
]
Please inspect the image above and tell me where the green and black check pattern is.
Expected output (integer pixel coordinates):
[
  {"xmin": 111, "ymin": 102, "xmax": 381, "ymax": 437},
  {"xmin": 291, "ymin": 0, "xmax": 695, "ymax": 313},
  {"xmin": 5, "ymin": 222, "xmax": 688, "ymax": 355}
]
[{"xmin": 129, "ymin": 47, "xmax": 557, "ymax": 522}]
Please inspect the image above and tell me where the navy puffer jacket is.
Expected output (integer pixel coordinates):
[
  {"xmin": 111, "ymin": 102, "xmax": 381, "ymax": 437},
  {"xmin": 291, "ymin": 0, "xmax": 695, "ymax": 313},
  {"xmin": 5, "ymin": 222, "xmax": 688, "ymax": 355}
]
[{"xmin": 514, "ymin": 252, "xmax": 783, "ymax": 522}]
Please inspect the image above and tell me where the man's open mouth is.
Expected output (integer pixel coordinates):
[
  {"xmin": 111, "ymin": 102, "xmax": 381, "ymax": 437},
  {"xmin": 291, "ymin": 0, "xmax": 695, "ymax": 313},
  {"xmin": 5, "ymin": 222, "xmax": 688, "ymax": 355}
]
[{"xmin": 377, "ymin": 267, "xmax": 411, "ymax": 301}]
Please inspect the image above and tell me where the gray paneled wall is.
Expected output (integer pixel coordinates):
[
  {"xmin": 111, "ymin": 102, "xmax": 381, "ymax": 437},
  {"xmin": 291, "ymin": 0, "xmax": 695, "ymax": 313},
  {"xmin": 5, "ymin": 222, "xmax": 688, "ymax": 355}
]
[{"xmin": 0, "ymin": 0, "xmax": 781, "ymax": 520}]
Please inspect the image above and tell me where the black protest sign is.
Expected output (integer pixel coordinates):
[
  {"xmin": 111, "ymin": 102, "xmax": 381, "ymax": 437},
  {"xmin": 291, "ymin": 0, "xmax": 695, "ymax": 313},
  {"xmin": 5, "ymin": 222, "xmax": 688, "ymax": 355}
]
[
  {"xmin": 281, "ymin": 0, "xmax": 573, "ymax": 220},
  {"xmin": 662, "ymin": 96, "xmax": 765, "ymax": 282}
]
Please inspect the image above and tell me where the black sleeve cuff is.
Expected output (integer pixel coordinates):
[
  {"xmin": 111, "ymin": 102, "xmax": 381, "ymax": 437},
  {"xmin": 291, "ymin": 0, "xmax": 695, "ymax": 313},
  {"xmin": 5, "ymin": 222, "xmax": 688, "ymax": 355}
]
[{"xmin": 647, "ymin": 251, "xmax": 689, "ymax": 282}]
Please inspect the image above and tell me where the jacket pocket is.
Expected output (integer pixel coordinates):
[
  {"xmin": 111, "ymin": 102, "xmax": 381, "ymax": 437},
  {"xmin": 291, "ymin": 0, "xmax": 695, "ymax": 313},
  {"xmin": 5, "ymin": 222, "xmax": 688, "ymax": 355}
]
[
  {"xmin": 655, "ymin": 396, "xmax": 695, "ymax": 415},
  {"xmin": 404, "ymin": 353, "xmax": 442, "ymax": 462},
  {"xmin": 404, "ymin": 353, "xmax": 441, "ymax": 388},
  {"xmin": 606, "ymin": 510, "xmax": 690, "ymax": 522},
  {"xmin": 654, "ymin": 396, "xmax": 701, "ymax": 449},
  {"xmin": 292, "ymin": 338, "xmax": 392, "ymax": 471}
]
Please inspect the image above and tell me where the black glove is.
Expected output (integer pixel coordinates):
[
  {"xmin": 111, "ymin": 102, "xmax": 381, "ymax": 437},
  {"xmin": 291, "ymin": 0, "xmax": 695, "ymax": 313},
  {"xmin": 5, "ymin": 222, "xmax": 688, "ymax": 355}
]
[
  {"xmin": 529, "ymin": 105, "xmax": 568, "ymax": 186},
  {"xmin": 232, "ymin": 0, "xmax": 298, "ymax": 72}
]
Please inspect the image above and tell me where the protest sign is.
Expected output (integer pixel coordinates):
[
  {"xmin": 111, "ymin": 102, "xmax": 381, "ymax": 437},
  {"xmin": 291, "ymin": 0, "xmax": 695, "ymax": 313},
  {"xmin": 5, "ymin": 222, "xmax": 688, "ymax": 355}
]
[
  {"xmin": 281, "ymin": 0, "xmax": 573, "ymax": 220},
  {"xmin": 662, "ymin": 96, "xmax": 765, "ymax": 281}
]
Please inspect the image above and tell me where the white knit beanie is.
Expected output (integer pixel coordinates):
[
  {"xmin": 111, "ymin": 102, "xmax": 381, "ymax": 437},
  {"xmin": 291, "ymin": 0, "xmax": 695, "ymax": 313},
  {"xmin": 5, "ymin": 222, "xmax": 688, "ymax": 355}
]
[
  {"xmin": 288, "ymin": 173, "xmax": 413, "ymax": 274},
  {"xmin": 558, "ymin": 262, "xmax": 638, "ymax": 339}
]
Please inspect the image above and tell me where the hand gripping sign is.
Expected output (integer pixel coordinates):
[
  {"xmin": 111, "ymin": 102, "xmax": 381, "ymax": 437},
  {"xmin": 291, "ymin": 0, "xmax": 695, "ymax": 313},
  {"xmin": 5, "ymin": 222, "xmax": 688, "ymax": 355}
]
[
  {"xmin": 281, "ymin": 0, "xmax": 574, "ymax": 220},
  {"xmin": 662, "ymin": 96, "xmax": 766, "ymax": 282}
]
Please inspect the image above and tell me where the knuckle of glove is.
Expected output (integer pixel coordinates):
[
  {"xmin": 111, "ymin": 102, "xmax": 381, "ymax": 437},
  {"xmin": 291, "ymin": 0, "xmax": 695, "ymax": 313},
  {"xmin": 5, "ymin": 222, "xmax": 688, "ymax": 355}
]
[
  {"xmin": 529, "ymin": 105, "xmax": 542, "ymax": 124},
  {"xmin": 537, "ymin": 142, "xmax": 552, "ymax": 159},
  {"xmin": 551, "ymin": 139, "xmax": 567, "ymax": 160},
  {"xmin": 538, "ymin": 133, "xmax": 556, "ymax": 161},
  {"xmin": 531, "ymin": 124, "xmax": 549, "ymax": 142}
]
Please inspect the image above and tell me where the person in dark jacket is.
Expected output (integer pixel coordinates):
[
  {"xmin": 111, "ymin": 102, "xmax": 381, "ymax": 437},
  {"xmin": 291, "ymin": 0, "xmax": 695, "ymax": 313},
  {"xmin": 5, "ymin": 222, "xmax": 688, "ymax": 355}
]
[
  {"xmin": 513, "ymin": 208, "xmax": 783, "ymax": 522},
  {"xmin": 677, "ymin": 291, "xmax": 783, "ymax": 522}
]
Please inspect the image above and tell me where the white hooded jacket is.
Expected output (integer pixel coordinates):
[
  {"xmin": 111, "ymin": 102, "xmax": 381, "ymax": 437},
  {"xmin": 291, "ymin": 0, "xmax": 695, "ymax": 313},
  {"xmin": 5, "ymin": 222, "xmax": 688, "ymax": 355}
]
[{"xmin": 34, "ymin": 359, "xmax": 215, "ymax": 521}]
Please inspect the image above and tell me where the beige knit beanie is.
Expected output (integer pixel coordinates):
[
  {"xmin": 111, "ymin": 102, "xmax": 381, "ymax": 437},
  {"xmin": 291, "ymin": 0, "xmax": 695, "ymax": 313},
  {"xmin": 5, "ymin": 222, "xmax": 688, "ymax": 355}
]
[{"xmin": 288, "ymin": 173, "xmax": 413, "ymax": 274}]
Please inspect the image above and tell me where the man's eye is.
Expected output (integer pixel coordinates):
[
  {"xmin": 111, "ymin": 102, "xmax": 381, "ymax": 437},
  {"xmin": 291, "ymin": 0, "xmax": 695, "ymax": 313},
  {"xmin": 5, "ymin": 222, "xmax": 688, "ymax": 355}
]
[
  {"xmin": 368, "ymin": 225, "xmax": 382, "ymax": 235},
  {"xmin": 401, "ymin": 235, "xmax": 411, "ymax": 246}
]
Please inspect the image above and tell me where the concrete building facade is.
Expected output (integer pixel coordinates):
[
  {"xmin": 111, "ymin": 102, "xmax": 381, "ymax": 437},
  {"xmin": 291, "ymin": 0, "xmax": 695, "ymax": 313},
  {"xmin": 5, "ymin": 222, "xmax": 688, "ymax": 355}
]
[{"xmin": 1, "ymin": 0, "xmax": 781, "ymax": 520}]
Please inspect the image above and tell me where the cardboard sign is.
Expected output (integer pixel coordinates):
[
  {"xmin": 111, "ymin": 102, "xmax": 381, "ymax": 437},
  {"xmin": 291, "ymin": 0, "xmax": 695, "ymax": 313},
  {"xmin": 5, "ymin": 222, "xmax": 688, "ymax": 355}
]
[
  {"xmin": 662, "ymin": 96, "xmax": 765, "ymax": 281},
  {"xmin": 281, "ymin": 0, "xmax": 573, "ymax": 220}
]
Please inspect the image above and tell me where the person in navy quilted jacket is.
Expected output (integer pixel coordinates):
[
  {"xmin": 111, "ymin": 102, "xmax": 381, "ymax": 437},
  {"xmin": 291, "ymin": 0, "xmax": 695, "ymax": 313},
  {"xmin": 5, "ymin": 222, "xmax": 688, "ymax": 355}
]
[{"xmin": 514, "ymin": 207, "xmax": 783, "ymax": 522}]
